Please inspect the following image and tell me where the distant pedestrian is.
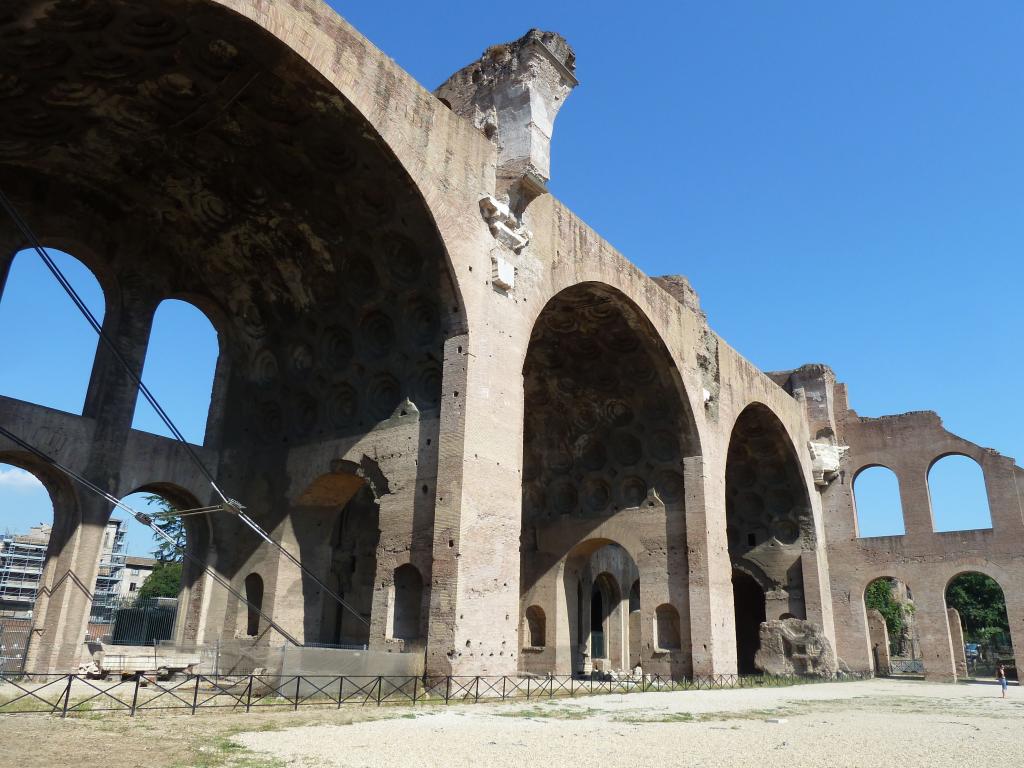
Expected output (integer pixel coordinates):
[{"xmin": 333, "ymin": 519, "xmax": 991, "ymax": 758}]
[{"xmin": 997, "ymin": 665, "xmax": 1008, "ymax": 698}]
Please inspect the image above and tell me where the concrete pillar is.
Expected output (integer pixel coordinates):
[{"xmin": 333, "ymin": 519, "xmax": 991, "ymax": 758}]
[
  {"xmin": 867, "ymin": 608, "xmax": 891, "ymax": 674},
  {"xmin": 947, "ymin": 607, "xmax": 968, "ymax": 678},
  {"xmin": 82, "ymin": 292, "xmax": 157, "ymax": 429},
  {"xmin": 25, "ymin": 498, "xmax": 108, "ymax": 673},
  {"xmin": 684, "ymin": 455, "xmax": 737, "ymax": 675},
  {"xmin": 915, "ymin": 585, "xmax": 957, "ymax": 682},
  {"xmin": 801, "ymin": 549, "xmax": 832, "ymax": 630},
  {"xmin": 1003, "ymin": 592, "xmax": 1024, "ymax": 680},
  {"xmin": 896, "ymin": 459, "xmax": 935, "ymax": 537},
  {"xmin": 981, "ymin": 454, "xmax": 1024, "ymax": 536},
  {"xmin": 26, "ymin": 287, "xmax": 159, "ymax": 672},
  {"xmin": 424, "ymin": 331, "xmax": 520, "ymax": 676}
]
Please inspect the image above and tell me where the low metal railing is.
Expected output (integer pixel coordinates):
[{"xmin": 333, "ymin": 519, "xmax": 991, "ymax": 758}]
[
  {"xmin": 0, "ymin": 670, "xmax": 873, "ymax": 718},
  {"xmin": 886, "ymin": 658, "xmax": 924, "ymax": 676}
]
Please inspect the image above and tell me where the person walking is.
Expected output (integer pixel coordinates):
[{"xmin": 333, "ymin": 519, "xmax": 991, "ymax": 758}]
[{"xmin": 997, "ymin": 664, "xmax": 1008, "ymax": 698}]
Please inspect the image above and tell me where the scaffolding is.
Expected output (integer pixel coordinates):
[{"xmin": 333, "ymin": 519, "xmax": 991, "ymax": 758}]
[
  {"xmin": 91, "ymin": 520, "xmax": 127, "ymax": 622},
  {"xmin": 0, "ymin": 520, "xmax": 127, "ymax": 622},
  {"xmin": 0, "ymin": 524, "xmax": 50, "ymax": 613}
]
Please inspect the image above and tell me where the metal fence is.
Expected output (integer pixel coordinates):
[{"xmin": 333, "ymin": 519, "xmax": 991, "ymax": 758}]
[
  {"xmin": 0, "ymin": 622, "xmax": 30, "ymax": 674},
  {"xmin": 0, "ymin": 670, "xmax": 873, "ymax": 718},
  {"xmin": 886, "ymin": 658, "xmax": 924, "ymax": 676}
]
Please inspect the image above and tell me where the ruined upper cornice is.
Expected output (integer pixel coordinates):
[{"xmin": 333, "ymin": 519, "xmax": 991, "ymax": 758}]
[{"xmin": 436, "ymin": 29, "xmax": 577, "ymax": 212}]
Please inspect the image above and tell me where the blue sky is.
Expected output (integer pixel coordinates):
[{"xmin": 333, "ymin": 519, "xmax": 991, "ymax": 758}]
[{"xmin": 2, "ymin": 1, "xmax": 1021, "ymax": 549}]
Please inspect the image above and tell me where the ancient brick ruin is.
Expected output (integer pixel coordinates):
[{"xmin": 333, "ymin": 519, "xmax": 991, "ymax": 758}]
[{"xmin": 0, "ymin": 0, "xmax": 1020, "ymax": 682}]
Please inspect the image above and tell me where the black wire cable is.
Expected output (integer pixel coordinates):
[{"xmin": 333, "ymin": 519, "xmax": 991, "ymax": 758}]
[
  {"xmin": 0, "ymin": 185, "xmax": 229, "ymax": 506},
  {"xmin": 0, "ymin": 423, "xmax": 300, "ymax": 646}
]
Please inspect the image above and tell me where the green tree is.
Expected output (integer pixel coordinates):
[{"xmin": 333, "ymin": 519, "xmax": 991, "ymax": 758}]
[
  {"xmin": 865, "ymin": 578, "xmax": 905, "ymax": 641},
  {"xmin": 945, "ymin": 573, "xmax": 1009, "ymax": 643},
  {"xmin": 135, "ymin": 560, "xmax": 183, "ymax": 600},
  {"xmin": 143, "ymin": 494, "xmax": 185, "ymax": 563}
]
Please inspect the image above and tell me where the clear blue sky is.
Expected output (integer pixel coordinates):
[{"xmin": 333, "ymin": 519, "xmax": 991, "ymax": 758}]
[{"xmin": 2, "ymin": 1, "xmax": 1021, "ymax": 548}]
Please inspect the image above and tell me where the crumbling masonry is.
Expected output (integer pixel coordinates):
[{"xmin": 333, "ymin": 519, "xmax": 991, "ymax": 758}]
[{"xmin": 0, "ymin": 1, "xmax": 1021, "ymax": 682}]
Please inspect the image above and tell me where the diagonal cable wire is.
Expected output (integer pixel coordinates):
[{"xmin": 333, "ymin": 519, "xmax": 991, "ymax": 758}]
[
  {"xmin": 0, "ymin": 184, "xmax": 369, "ymax": 627},
  {"xmin": 0, "ymin": 185, "xmax": 229, "ymax": 505}
]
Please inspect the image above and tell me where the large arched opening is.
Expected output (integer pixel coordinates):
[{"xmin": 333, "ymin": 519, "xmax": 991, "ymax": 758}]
[
  {"xmin": 114, "ymin": 483, "xmax": 211, "ymax": 645},
  {"xmin": 864, "ymin": 576, "xmax": 921, "ymax": 676},
  {"xmin": 929, "ymin": 455, "xmax": 993, "ymax": 532},
  {"xmin": 0, "ymin": 453, "xmax": 81, "ymax": 672},
  {"xmin": 519, "ymin": 282, "xmax": 700, "ymax": 678},
  {"xmin": 725, "ymin": 403, "xmax": 815, "ymax": 674},
  {"xmin": 1, "ymin": 0, "xmax": 464, "ymax": 662},
  {"xmin": 945, "ymin": 572, "xmax": 1014, "ymax": 680},
  {"xmin": 131, "ymin": 298, "xmax": 223, "ymax": 446}
]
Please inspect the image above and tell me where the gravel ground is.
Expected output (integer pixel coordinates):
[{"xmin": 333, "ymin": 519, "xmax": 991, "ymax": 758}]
[{"xmin": 235, "ymin": 678, "xmax": 1023, "ymax": 768}]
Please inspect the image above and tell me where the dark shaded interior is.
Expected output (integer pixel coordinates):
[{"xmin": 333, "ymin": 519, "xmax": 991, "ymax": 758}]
[
  {"xmin": 520, "ymin": 283, "xmax": 696, "ymax": 587},
  {"xmin": 732, "ymin": 569, "xmax": 765, "ymax": 674},
  {"xmin": 725, "ymin": 404, "xmax": 812, "ymax": 623}
]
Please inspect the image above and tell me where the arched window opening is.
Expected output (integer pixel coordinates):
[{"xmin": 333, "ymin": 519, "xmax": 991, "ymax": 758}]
[
  {"xmin": 391, "ymin": 564, "xmax": 423, "ymax": 642},
  {"xmin": 244, "ymin": 573, "xmax": 264, "ymax": 637},
  {"xmin": 105, "ymin": 491, "xmax": 193, "ymax": 646},
  {"xmin": 732, "ymin": 569, "xmax": 766, "ymax": 674},
  {"xmin": 655, "ymin": 604, "xmax": 681, "ymax": 650},
  {"xmin": 865, "ymin": 577, "xmax": 920, "ymax": 666},
  {"xmin": 628, "ymin": 580, "xmax": 640, "ymax": 613},
  {"xmin": 0, "ymin": 249, "xmax": 104, "ymax": 414},
  {"xmin": 525, "ymin": 605, "xmax": 546, "ymax": 648},
  {"xmin": 853, "ymin": 466, "xmax": 905, "ymax": 537},
  {"xmin": 131, "ymin": 299, "xmax": 220, "ymax": 445},
  {"xmin": 928, "ymin": 455, "xmax": 992, "ymax": 532},
  {"xmin": 726, "ymin": 404, "xmax": 813, "ymax": 673},
  {"xmin": 946, "ymin": 573, "xmax": 1013, "ymax": 678}
]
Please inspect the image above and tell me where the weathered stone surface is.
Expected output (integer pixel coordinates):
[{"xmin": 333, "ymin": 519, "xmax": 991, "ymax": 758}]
[
  {"xmin": 755, "ymin": 618, "xmax": 838, "ymax": 677},
  {"xmin": 0, "ymin": 0, "xmax": 1019, "ymax": 685}
]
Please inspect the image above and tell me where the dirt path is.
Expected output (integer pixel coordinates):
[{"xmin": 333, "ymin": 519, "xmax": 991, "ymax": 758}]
[
  {"xmin": 1, "ymin": 679, "xmax": 1019, "ymax": 768},
  {"xmin": 235, "ymin": 679, "xmax": 1024, "ymax": 768}
]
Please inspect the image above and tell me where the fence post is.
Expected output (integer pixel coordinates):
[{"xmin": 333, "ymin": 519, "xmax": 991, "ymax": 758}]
[
  {"xmin": 337, "ymin": 676, "xmax": 345, "ymax": 709},
  {"xmin": 60, "ymin": 674, "xmax": 73, "ymax": 718},
  {"xmin": 548, "ymin": 676, "xmax": 553, "ymax": 698},
  {"xmin": 444, "ymin": 676, "xmax": 451, "ymax": 705},
  {"xmin": 412, "ymin": 676, "xmax": 418, "ymax": 706},
  {"xmin": 191, "ymin": 674, "xmax": 200, "ymax": 715},
  {"xmin": 245, "ymin": 674, "xmax": 254, "ymax": 713},
  {"xmin": 294, "ymin": 676, "xmax": 301, "ymax": 711},
  {"xmin": 129, "ymin": 675, "xmax": 142, "ymax": 717},
  {"xmin": 376, "ymin": 676, "xmax": 383, "ymax": 706},
  {"xmin": 526, "ymin": 677, "xmax": 530, "ymax": 699}
]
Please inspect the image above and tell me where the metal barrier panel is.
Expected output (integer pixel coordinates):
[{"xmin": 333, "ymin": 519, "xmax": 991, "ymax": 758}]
[{"xmin": 0, "ymin": 670, "xmax": 873, "ymax": 717}]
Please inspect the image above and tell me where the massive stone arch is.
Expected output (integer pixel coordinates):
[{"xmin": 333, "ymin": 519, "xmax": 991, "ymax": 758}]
[
  {"xmin": 1, "ymin": 0, "xmax": 465, "ymax": 659},
  {"xmin": 725, "ymin": 403, "xmax": 816, "ymax": 671},
  {"xmin": 0, "ymin": 451, "xmax": 85, "ymax": 672},
  {"xmin": 519, "ymin": 282, "xmax": 700, "ymax": 678}
]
